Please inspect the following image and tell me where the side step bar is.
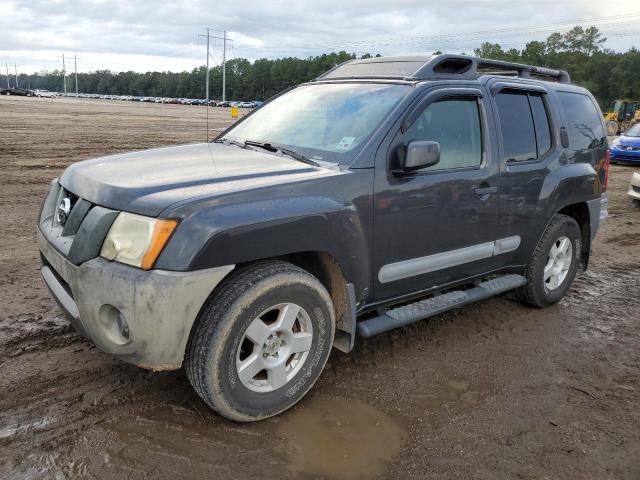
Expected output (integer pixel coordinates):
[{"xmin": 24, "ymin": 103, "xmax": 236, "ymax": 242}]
[{"xmin": 357, "ymin": 274, "xmax": 526, "ymax": 338}]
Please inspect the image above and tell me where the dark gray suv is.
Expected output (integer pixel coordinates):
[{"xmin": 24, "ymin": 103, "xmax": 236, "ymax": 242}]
[{"xmin": 38, "ymin": 54, "xmax": 609, "ymax": 421}]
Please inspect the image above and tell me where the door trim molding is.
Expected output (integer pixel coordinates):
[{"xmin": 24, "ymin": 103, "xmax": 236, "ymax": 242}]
[{"xmin": 378, "ymin": 235, "xmax": 521, "ymax": 283}]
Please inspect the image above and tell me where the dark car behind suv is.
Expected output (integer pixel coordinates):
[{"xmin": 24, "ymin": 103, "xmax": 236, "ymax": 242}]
[{"xmin": 38, "ymin": 54, "xmax": 609, "ymax": 421}]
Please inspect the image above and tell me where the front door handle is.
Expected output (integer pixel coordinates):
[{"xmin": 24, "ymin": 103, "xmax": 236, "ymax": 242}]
[{"xmin": 474, "ymin": 186, "xmax": 498, "ymax": 196}]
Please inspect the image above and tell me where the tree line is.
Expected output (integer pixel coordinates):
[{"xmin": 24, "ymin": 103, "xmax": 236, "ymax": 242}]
[{"xmin": 2, "ymin": 26, "xmax": 639, "ymax": 109}]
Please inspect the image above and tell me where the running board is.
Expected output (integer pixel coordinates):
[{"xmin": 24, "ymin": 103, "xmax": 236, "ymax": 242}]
[{"xmin": 356, "ymin": 274, "xmax": 526, "ymax": 338}]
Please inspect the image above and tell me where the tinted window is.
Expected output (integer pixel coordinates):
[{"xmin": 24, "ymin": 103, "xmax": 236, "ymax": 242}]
[
  {"xmin": 496, "ymin": 91, "xmax": 537, "ymax": 162},
  {"xmin": 558, "ymin": 92, "xmax": 606, "ymax": 151},
  {"xmin": 406, "ymin": 98, "xmax": 482, "ymax": 170},
  {"xmin": 529, "ymin": 94, "xmax": 552, "ymax": 156}
]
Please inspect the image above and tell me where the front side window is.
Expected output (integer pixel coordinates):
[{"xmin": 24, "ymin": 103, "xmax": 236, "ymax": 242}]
[
  {"xmin": 223, "ymin": 83, "xmax": 410, "ymax": 164},
  {"xmin": 496, "ymin": 90, "xmax": 552, "ymax": 162},
  {"xmin": 405, "ymin": 98, "xmax": 482, "ymax": 170},
  {"xmin": 558, "ymin": 92, "xmax": 606, "ymax": 152}
]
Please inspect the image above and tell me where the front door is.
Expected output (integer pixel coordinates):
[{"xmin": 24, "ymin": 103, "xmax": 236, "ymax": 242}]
[{"xmin": 372, "ymin": 87, "xmax": 506, "ymax": 302}]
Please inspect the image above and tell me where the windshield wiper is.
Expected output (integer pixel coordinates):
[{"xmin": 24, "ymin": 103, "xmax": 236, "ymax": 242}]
[
  {"xmin": 213, "ymin": 138, "xmax": 246, "ymax": 149},
  {"xmin": 244, "ymin": 140, "xmax": 320, "ymax": 167}
]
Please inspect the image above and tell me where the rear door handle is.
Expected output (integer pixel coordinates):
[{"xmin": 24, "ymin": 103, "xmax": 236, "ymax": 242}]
[{"xmin": 474, "ymin": 186, "xmax": 498, "ymax": 196}]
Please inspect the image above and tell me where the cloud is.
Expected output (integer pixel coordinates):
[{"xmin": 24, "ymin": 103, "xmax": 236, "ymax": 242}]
[{"xmin": 1, "ymin": 0, "xmax": 639, "ymax": 73}]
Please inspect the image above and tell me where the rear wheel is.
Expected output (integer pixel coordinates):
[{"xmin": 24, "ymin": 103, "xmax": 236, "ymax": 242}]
[
  {"xmin": 518, "ymin": 214, "xmax": 581, "ymax": 307},
  {"xmin": 186, "ymin": 260, "xmax": 335, "ymax": 422}
]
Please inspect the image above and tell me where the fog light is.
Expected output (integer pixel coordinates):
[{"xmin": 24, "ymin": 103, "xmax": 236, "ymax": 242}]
[
  {"xmin": 99, "ymin": 304, "xmax": 131, "ymax": 345},
  {"xmin": 117, "ymin": 312, "xmax": 130, "ymax": 340}
]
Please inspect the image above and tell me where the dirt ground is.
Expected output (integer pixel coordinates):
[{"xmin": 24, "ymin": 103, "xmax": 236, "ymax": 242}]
[{"xmin": 0, "ymin": 96, "xmax": 639, "ymax": 480}]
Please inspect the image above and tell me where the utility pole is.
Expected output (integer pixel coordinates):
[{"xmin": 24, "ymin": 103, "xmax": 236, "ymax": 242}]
[
  {"xmin": 5, "ymin": 63, "xmax": 17, "ymax": 88},
  {"xmin": 222, "ymin": 30, "xmax": 227, "ymax": 102},
  {"xmin": 205, "ymin": 27, "xmax": 210, "ymax": 104},
  {"xmin": 59, "ymin": 54, "xmax": 67, "ymax": 94},
  {"xmin": 73, "ymin": 55, "xmax": 81, "ymax": 94},
  {"xmin": 198, "ymin": 28, "xmax": 233, "ymax": 103}
]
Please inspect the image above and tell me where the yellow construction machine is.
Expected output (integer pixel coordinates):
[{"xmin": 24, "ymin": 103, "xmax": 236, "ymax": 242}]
[{"xmin": 604, "ymin": 99, "xmax": 640, "ymax": 136}]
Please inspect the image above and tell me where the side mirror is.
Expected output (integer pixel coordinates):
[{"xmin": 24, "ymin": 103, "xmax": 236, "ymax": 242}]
[{"xmin": 401, "ymin": 140, "xmax": 441, "ymax": 172}]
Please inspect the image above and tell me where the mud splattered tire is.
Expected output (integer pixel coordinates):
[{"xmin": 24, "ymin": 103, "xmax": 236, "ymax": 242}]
[
  {"xmin": 518, "ymin": 214, "xmax": 581, "ymax": 308},
  {"xmin": 185, "ymin": 260, "xmax": 335, "ymax": 422}
]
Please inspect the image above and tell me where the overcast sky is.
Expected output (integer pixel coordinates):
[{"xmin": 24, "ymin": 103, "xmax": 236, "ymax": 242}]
[{"xmin": 2, "ymin": 0, "xmax": 640, "ymax": 74}]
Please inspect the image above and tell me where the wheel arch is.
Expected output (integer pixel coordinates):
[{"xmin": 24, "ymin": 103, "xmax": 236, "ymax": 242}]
[
  {"xmin": 189, "ymin": 251, "xmax": 358, "ymax": 356},
  {"xmin": 553, "ymin": 202, "xmax": 592, "ymax": 269}
]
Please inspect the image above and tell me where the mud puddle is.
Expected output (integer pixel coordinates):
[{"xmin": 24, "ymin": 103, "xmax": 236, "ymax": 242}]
[
  {"xmin": 15, "ymin": 395, "xmax": 405, "ymax": 480},
  {"xmin": 273, "ymin": 395, "xmax": 406, "ymax": 479}
]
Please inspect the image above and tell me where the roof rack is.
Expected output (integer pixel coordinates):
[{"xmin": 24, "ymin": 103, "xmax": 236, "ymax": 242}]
[{"xmin": 317, "ymin": 54, "xmax": 571, "ymax": 84}]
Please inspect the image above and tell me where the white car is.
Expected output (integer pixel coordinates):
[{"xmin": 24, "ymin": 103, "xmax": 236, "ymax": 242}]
[
  {"xmin": 629, "ymin": 171, "xmax": 640, "ymax": 206},
  {"xmin": 34, "ymin": 89, "xmax": 55, "ymax": 98}
]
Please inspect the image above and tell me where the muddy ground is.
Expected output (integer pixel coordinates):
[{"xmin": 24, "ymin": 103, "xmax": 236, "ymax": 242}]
[{"xmin": 0, "ymin": 96, "xmax": 639, "ymax": 480}]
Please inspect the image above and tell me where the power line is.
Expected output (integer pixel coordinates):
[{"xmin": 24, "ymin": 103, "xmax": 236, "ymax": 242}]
[{"xmin": 198, "ymin": 28, "xmax": 233, "ymax": 103}]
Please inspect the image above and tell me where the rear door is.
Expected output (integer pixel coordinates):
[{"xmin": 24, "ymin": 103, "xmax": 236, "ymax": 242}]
[
  {"xmin": 488, "ymin": 82, "xmax": 562, "ymax": 267},
  {"xmin": 372, "ymin": 86, "xmax": 504, "ymax": 302}
]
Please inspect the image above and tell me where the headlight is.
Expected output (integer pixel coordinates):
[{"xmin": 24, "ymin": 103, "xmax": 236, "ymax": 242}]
[
  {"xmin": 611, "ymin": 138, "xmax": 621, "ymax": 148},
  {"xmin": 100, "ymin": 212, "xmax": 178, "ymax": 270}
]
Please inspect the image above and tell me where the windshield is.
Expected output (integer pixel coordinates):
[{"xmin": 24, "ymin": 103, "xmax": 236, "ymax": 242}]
[
  {"xmin": 625, "ymin": 123, "xmax": 640, "ymax": 137},
  {"xmin": 222, "ymin": 83, "xmax": 410, "ymax": 164}
]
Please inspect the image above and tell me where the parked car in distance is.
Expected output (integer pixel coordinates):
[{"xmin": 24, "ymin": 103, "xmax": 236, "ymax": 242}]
[
  {"xmin": 1, "ymin": 87, "xmax": 34, "ymax": 96},
  {"xmin": 216, "ymin": 101, "xmax": 231, "ymax": 107},
  {"xmin": 38, "ymin": 54, "xmax": 609, "ymax": 422},
  {"xmin": 237, "ymin": 101, "xmax": 255, "ymax": 108},
  {"xmin": 610, "ymin": 123, "xmax": 640, "ymax": 164},
  {"xmin": 34, "ymin": 89, "xmax": 55, "ymax": 98}
]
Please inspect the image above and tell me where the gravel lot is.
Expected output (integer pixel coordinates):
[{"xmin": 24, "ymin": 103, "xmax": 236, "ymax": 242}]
[{"xmin": 1, "ymin": 96, "xmax": 639, "ymax": 480}]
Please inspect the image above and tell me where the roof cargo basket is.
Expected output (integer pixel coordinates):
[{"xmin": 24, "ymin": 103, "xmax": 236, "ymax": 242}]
[{"xmin": 317, "ymin": 54, "xmax": 571, "ymax": 83}]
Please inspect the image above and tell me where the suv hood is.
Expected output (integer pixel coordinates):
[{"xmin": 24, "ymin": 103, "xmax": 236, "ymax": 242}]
[{"xmin": 59, "ymin": 143, "xmax": 335, "ymax": 217}]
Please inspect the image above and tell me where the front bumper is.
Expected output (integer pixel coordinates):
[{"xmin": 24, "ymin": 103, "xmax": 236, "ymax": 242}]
[
  {"xmin": 38, "ymin": 229, "xmax": 233, "ymax": 370},
  {"xmin": 610, "ymin": 146, "xmax": 640, "ymax": 163}
]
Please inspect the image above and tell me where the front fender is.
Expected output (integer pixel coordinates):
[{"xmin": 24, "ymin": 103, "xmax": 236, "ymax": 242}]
[{"xmin": 155, "ymin": 195, "xmax": 372, "ymax": 301}]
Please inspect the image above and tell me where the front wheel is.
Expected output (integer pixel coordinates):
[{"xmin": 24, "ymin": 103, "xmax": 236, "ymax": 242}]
[
  {"xmin": 185, "ymin": 260, "xmax": 335, "ymax": 422},
  {"xmin": 518, "ymin": 214, "xmax": 581, "ymax": 308}
]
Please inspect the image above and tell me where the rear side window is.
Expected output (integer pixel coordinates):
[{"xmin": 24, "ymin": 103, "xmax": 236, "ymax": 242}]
[
  {"xmin": 529, "ymin": 95, "xmax": 552, "ymax": 155},
  {"xmin": 496, "ymin": 90, "xmax": 552, "ymax": 162},
  {"xmin": 558, "ymin": 92, "xmax": 606, "ymax": 151},
  {"xmin": 405, "ymin": 98, "xmax": 482, "ymax": 170}
]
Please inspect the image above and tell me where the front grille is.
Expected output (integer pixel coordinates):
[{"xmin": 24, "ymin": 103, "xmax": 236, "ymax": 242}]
[
  {"xmin": 41, "ymin": 255, "xmax": 74, "ymax": 299},
  {"xmin": 53, "ymin": 188, "xmax": 94, "ymax": 237}
]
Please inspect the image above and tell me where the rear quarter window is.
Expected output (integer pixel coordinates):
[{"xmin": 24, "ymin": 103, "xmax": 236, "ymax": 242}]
[{"xmin": 558, "ymin": 92, "xmax": 606, "ymax": 151}]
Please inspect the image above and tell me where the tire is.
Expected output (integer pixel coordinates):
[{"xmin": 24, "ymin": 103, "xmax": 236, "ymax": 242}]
[
  {"xmin": 518, "ymin": 214, "xmax": 581, "ymax": 308},
  {"xmin": 631, "ymin": 198, "xmax": 640, "ymax": 208},
  {"xmin": 185, "ymin": 260, "xmax": 335, "ymax": 422}
]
